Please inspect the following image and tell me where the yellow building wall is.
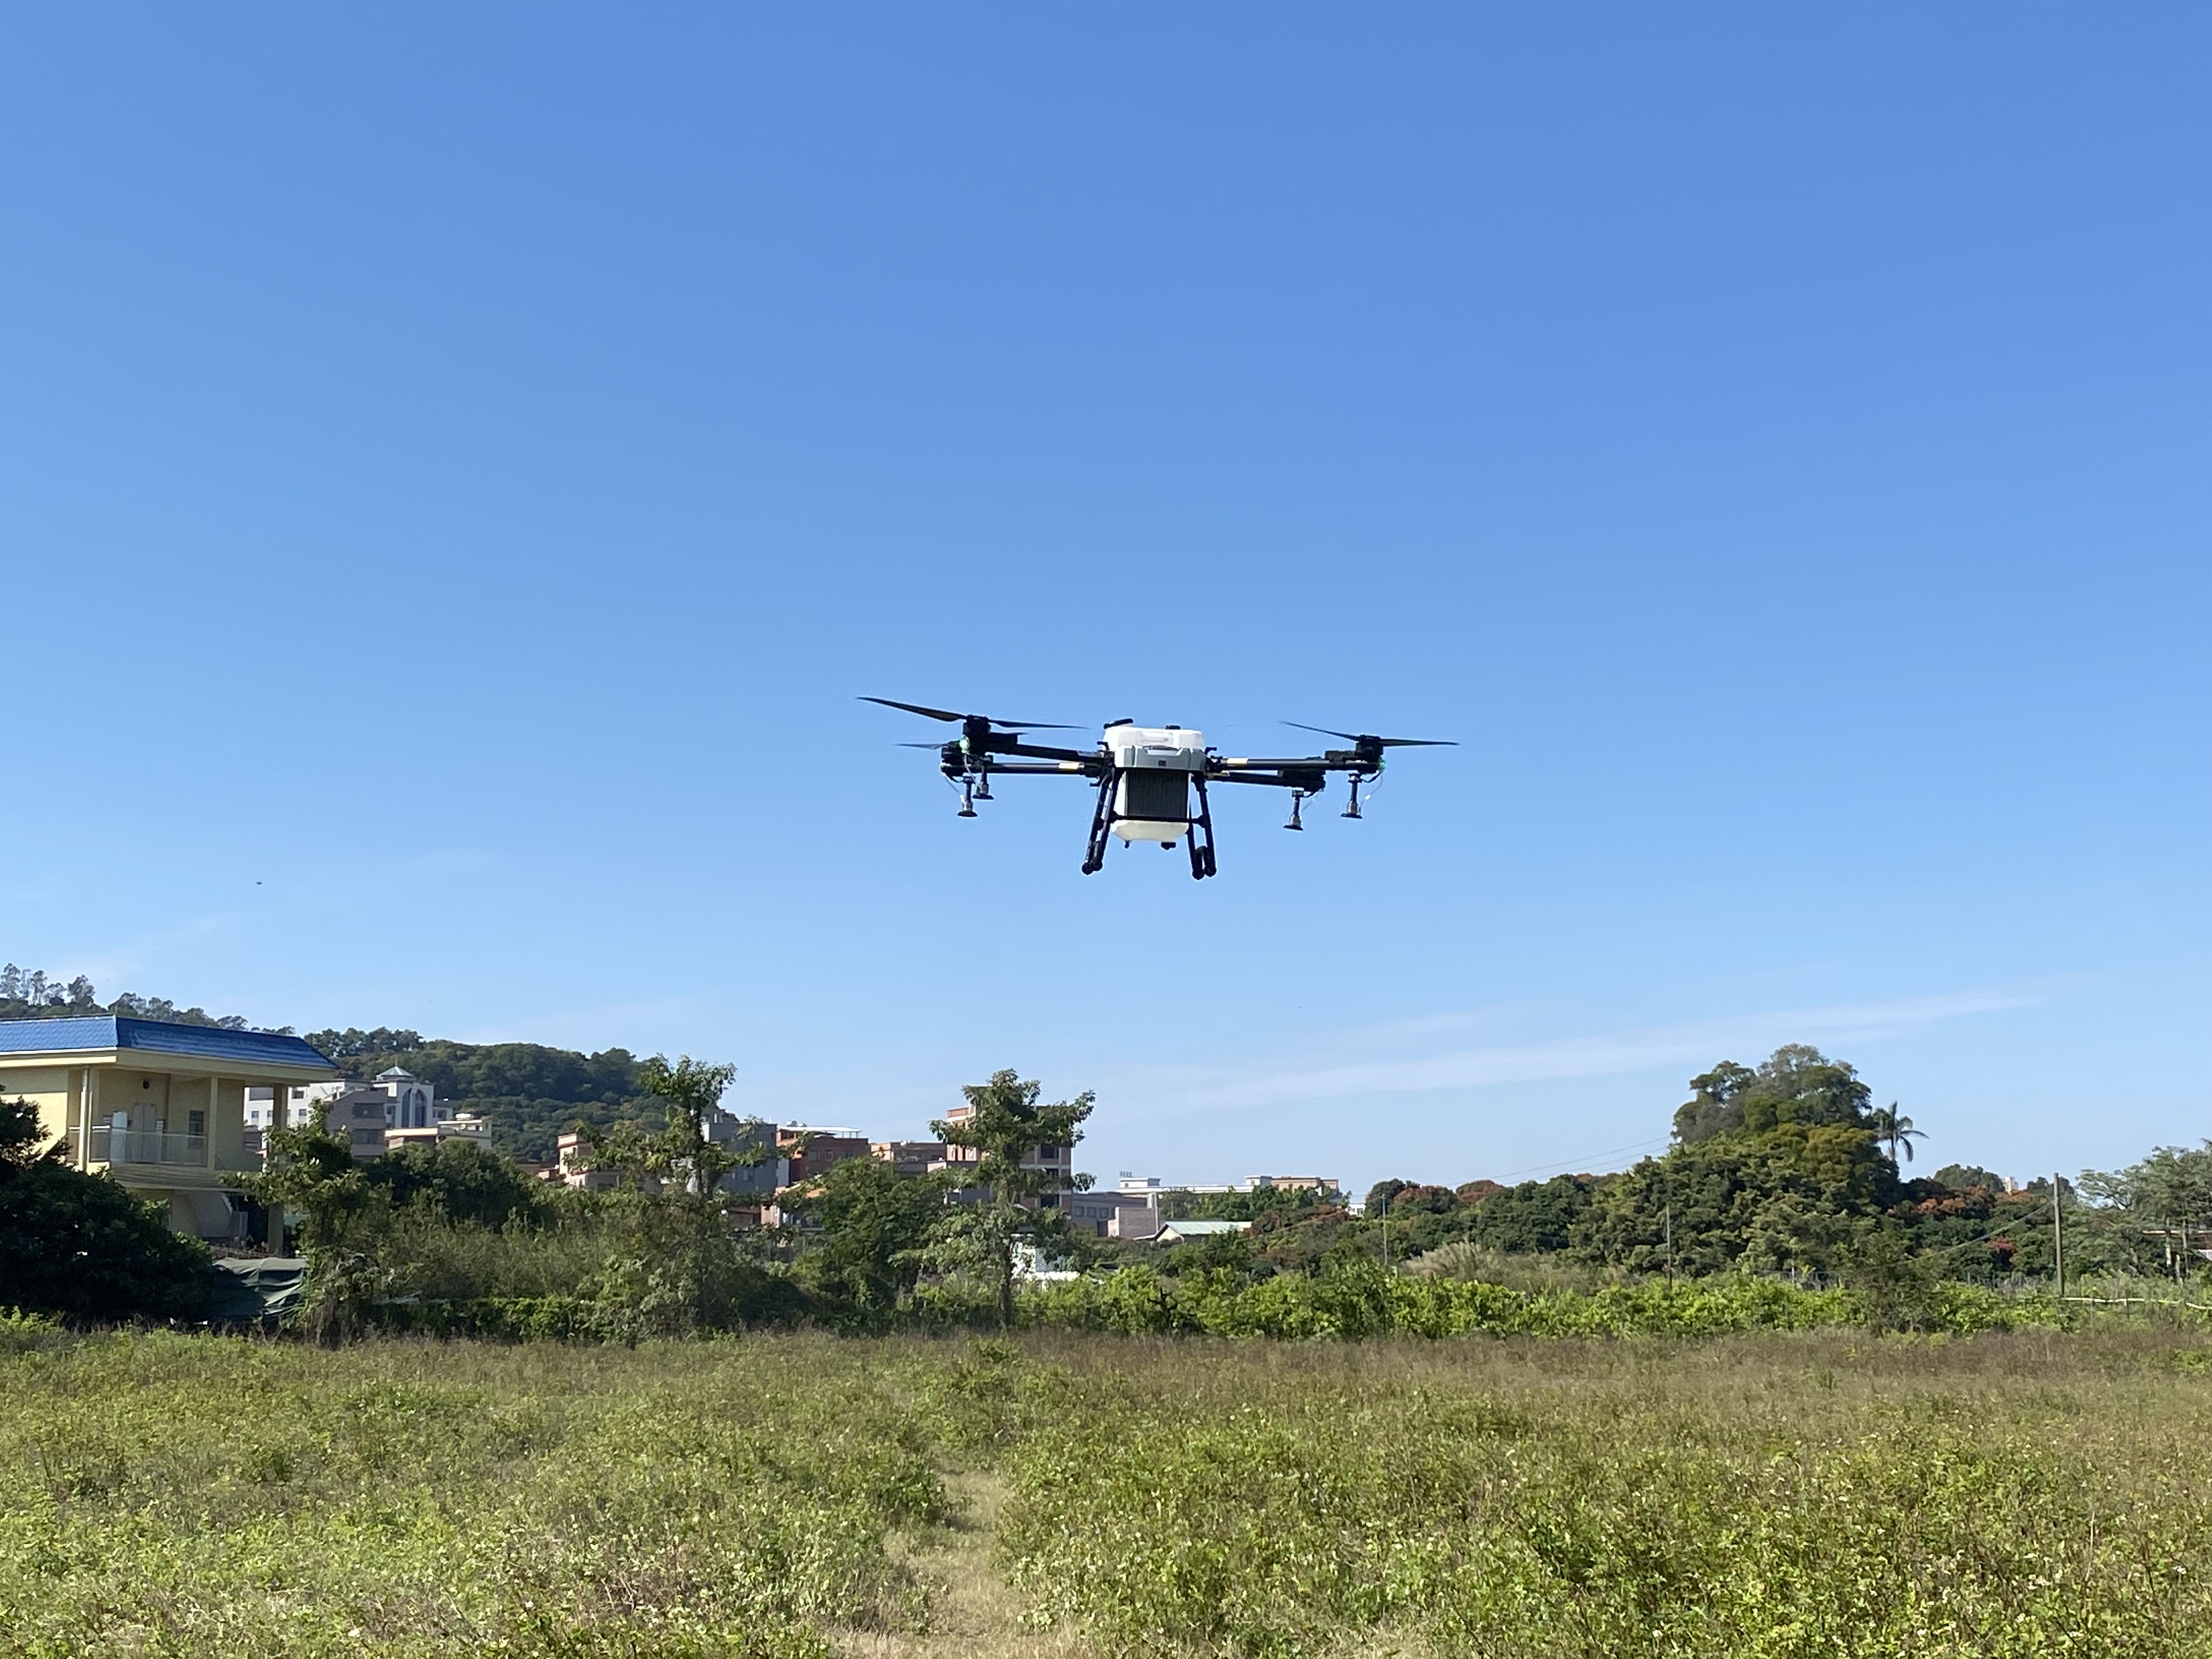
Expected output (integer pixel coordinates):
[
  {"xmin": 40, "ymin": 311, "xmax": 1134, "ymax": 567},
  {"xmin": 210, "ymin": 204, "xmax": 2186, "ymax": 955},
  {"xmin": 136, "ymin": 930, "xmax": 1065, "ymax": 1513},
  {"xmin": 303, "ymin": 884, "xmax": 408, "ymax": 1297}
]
[
  {"xmin": 170, "ymin": 1074, "xmax": 214, "ymax": 1138},
  {"xmin": 0, "ymin": 1064, "xmax": 72, "ymax": 1150},
  {"xmin": 115, "ymin": 1069, "xmax": 172, "ymax": 1127},
  {"xmin": 212, "ymin": 1077, "xmax": 249, "ymax": 1170}
]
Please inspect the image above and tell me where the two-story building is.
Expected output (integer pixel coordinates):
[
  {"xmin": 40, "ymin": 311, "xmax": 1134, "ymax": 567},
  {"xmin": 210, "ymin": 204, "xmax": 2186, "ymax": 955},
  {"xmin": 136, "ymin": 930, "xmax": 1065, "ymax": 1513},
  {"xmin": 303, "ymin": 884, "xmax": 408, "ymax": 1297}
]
[{"xmin": 0, "ymin": 1015, "xmax": 337, "ymax": 1240}]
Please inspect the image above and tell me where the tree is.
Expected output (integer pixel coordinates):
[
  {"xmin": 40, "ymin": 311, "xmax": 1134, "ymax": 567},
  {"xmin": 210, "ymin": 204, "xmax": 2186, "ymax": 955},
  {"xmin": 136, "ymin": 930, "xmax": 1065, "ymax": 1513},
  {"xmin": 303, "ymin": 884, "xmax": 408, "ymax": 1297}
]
[
  {"xmin": 581, "ymin": 1054, "xmax": 780, "ymax": 1336},
  {"xmin": 2080, "ymin": 1142, "xmax": 2212, "ymax": 1267},
  {"xmin": 1674, "ymin": 1047, "xmax": 1874, "ymax": 1145},
  {"xmin": 0, "ymin": 1097, "xmax": 210, "ymax": 1323},
  {"xmin": 1160, "ymin": 1184, "xmax": 1335, "ymax": 1223},
  {"xmin": 785, "ymin": 1155, "xmax": 949, "ymax": 1323},
  {"xmin": 1673, "ymin": 1062, "xmax": 1756, "ymax": 1144},
  {"xmin": 1364, "ymin": 1178, "xmax": 1410, "ymax": 1217},
  {"xmin": 1930, "ymin": 1163, "xmax": 2008, "ymax": 1194},
  {"xmin": 241, "ymin": 1121, "xmax": 386, "ymax": 1345},
  {"xmin": 1578, "ymin": 1119, "xmax": 1890, "ymax": 1277},
  {"xmin": 366, "ymin": 1137, "xmax": 545, "ymax": 1230},
  {"xmin": 1465, "ymin": 1175, "xmax": 1595, "ymax": 1255},
  {"xmin": 931, "ymin": 1069, "xmax": 1094, "ymax": 1328},
  {"xmin": 1868, "ymin": 1104, "xmax": 1927, "ymax": 1169}
]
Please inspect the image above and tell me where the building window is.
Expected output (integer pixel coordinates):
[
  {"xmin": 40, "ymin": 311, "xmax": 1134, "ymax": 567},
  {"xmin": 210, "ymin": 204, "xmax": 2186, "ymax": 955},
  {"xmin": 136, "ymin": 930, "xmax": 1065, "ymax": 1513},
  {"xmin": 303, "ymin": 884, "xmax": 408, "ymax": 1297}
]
[{"xmin": 1037, "ymin": 1144, "xmax": 1058, "ymax": 1159}]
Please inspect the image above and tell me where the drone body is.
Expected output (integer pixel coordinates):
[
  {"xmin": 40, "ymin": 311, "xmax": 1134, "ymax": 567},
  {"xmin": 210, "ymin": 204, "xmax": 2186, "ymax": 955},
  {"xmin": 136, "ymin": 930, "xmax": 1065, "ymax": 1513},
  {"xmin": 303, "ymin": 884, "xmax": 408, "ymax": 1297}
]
[{"xmin": 864, "ymin": 698, "xmax": 1453, "ymax": 879}]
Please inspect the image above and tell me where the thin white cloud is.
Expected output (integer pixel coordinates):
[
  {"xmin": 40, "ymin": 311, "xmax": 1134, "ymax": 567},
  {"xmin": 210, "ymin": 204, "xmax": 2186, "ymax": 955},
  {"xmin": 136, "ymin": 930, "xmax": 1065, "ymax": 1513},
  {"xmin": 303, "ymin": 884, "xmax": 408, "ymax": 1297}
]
[{"xmin": 1098, "ymin": 983, "xmax": 2060, "ymax": 1118}]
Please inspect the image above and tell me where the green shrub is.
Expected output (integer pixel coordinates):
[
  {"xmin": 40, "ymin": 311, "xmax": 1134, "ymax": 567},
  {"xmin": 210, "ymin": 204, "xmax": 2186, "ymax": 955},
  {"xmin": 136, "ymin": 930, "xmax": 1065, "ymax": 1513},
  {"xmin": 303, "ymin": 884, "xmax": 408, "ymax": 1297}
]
[{"xmin": 998, "ymin": 1334, "xmax": 2212, "ymax": 1657}]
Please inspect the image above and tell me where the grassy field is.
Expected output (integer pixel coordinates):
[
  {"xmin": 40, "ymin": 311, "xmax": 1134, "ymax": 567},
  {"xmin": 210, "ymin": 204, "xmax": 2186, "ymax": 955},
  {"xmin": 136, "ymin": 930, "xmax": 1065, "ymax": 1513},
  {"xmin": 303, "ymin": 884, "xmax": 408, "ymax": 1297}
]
[{"xmin": 5, "ymin": 1322, "xmax": 2212, "ymax": 1657}]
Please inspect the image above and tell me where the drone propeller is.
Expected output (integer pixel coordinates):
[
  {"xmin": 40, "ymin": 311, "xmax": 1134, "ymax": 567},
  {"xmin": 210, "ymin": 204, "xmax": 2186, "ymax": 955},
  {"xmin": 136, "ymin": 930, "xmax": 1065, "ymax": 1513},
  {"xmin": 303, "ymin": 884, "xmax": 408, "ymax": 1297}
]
[
  {"xmin": 861, "ymin": 696, "xmax": 1079, "ymax": 730},
  {"xmin": 1283, "ymin": 721, "xmax": 1458, "ymax": 749}
]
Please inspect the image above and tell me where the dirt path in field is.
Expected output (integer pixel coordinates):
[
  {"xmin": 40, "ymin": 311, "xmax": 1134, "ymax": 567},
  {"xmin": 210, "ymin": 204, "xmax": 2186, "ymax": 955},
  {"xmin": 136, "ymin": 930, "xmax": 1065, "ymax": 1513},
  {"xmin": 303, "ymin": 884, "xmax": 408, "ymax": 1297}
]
[{"xmin": 839, "ymin": 1472, "xmax": 1098, "ymax": 1659}]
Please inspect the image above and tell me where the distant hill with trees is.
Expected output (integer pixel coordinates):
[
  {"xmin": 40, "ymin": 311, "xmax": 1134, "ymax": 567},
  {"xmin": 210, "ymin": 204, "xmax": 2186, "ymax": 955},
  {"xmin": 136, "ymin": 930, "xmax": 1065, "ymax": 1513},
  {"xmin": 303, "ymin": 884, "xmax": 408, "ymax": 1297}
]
[
  {"xmin": 301, "ymin": 1028, "xmax": 660, "ymax": 1163},
  {"xmin": 0, "ymin": 962, "xmax": 270, "ymax": 1031}
]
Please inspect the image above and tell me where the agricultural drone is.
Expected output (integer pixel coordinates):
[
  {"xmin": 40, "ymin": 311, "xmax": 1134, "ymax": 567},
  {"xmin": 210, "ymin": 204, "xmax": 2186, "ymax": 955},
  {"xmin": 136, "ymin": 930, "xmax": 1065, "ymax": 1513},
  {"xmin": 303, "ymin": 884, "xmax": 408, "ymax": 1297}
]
[{"xmin": 863, "ymin": 697, "xmax": 1455, "ymax": 880}]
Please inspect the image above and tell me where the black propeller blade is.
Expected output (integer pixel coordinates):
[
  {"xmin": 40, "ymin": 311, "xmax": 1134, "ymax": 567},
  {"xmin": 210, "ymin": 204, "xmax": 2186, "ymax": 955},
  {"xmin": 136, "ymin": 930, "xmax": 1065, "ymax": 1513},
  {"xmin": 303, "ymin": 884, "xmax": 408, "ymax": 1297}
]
[
  {"xmin": 861, "ymin": 696, "xmax": 1080, "ymax": 730},
  {"xmin": 1283, "ymin": 721, "xmax": 1458, "ymax": 749}
]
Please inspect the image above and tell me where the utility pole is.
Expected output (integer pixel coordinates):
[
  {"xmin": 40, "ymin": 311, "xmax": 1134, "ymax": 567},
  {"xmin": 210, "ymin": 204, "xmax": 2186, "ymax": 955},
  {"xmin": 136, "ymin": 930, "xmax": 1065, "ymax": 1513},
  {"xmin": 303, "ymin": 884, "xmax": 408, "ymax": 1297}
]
[
  {"xmin": 1378, "ymin": 1190, "xmax": 1389, "ymax": 1271},
  {"xmin": 2051, "ymin": 1173, "xmax": 2066, "ymax": 1301},
  {"xmin": 1664, "ymin": 1203, "xmax": 1674, "ymax": 1284}
]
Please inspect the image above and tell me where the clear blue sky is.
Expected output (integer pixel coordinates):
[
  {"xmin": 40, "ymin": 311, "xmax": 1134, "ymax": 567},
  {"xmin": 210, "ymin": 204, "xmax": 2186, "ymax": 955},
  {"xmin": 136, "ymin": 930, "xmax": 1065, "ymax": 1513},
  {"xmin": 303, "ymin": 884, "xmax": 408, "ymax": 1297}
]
[{"xmin": 4, "ymin": 6, "xmax": 2206, "ymax": 1194}]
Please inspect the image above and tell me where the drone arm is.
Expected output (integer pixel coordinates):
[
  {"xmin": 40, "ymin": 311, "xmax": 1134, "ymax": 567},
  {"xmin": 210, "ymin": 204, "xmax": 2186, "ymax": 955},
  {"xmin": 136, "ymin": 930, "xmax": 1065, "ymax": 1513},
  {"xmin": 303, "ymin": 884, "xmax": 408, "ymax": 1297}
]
[
  {"xmin": 991, "ymin": 741, "xmax": 1097, "ymax": 763},
  {"xmin": 976, "ymin": 760, "xmax": 1102, "ymax": 776},
  {"xmin": 1213, "ymin": 755, "xmax": 1366, "ymax": 772}
]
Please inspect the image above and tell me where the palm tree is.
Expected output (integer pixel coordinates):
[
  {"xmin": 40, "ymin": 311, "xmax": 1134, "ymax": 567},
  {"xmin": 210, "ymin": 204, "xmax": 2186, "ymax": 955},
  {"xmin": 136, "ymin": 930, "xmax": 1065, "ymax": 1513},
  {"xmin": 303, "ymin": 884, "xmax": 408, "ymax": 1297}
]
[{"xmin": 1870, "ymin": 1104, "xmax": 1927, "ymax": 1170}]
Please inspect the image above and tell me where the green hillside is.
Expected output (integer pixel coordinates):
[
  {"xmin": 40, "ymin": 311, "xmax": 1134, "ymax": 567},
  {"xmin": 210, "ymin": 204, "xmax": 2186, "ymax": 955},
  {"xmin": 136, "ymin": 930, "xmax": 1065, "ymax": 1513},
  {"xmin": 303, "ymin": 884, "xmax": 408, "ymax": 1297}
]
[{"xmin": 302, "ymin": 1028, "xmax": 663, "ymax": 1163}]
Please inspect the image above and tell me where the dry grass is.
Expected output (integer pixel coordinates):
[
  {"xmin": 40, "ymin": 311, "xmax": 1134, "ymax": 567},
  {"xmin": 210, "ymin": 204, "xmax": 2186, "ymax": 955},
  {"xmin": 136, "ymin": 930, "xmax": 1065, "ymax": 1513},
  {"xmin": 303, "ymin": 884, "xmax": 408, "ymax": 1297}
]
[{"xmin": 839, "ymin": 1472, "xmax": 1103, "ymax": 1659}]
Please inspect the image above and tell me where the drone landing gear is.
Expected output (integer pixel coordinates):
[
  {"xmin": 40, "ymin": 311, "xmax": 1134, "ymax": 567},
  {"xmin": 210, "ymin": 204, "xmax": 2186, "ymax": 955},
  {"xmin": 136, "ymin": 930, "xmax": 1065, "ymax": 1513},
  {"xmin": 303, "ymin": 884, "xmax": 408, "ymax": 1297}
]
[
  {"xmin": 1080, "ymin": 771, "xmax": 1114, "ymax": 874},
  {"xmin": 1285, "ymin": 790, "xmax": 1308, "ymax": 831},
  {"xmin": 1342, "ymin": 773, "xmax": 1367, "ymax": 820},
  {"xmin": 957, "ymin": 775, "xmax": 978, "ymax": 818},
  {"xmin": 1188, "ymin": 776, "xmax": 1217, "ymax": 880},
  {"xmin": 1079, "ymin": 770, "xmax": 1216, "ymax": 879}
]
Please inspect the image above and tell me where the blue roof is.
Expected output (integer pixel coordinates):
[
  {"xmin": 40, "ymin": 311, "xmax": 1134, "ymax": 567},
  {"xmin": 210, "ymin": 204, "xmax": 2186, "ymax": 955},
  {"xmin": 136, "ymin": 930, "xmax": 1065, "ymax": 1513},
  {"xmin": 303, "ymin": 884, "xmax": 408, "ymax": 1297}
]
[{"xmin": 0, "ymin": 1016, "xmax": 337, "ymax": 1071}]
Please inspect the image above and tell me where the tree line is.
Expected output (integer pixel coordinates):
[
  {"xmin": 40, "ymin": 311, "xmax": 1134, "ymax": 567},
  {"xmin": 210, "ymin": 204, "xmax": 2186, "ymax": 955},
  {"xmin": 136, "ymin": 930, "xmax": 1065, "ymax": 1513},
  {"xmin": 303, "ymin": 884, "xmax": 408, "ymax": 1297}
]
[
  {"xmin": 0, "ymin": 1063, "xmax": 1100, "ymax": 1340},
  {"xmin": 8, "ymin": 1039, "xmax": 2211, "ymax": 1338},
  {"xmin": 0, "ymin": 964, "xmax": 268, "ymax": 1032},
  {"xmin": 1189, "ymin": 1045, "xmax": 2210, "ymax": 1299}
]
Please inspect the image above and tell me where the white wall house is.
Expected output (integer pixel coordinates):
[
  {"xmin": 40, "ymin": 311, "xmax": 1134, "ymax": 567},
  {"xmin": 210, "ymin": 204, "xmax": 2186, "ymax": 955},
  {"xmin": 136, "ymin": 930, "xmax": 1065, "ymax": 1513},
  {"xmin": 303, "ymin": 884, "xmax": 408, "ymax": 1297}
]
[{"xmin": 246, "ymin": 1066, "xmax": 452, "ymax": 1137}]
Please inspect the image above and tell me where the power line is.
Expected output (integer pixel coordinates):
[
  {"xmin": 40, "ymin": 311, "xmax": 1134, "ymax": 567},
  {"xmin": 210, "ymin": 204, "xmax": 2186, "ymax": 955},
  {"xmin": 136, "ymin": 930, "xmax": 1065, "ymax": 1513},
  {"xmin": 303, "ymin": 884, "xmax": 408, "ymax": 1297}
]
[{"xmin": 1486, "ymin": 1135, "xmax": 1672, "ymax": 1184}]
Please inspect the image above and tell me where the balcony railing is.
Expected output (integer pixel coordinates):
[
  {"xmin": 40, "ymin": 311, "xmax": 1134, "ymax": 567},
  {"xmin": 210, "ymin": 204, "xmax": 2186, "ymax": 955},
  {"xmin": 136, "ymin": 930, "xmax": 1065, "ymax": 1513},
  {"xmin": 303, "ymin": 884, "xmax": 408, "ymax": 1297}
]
[{"xmin": 88, "ymin": 1126, "xmax": 208, "ymax": 1167}]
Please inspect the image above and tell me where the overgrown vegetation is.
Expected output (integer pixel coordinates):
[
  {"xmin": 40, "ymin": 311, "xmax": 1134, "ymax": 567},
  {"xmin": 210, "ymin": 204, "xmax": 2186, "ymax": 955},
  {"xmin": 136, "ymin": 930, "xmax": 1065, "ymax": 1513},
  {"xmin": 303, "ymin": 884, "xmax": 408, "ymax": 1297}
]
[
  {"xmin": 6, "ymin": 1328, "xmax": 2212, "ymax": 1658},
  {"xmin": 0, "ymin": 1098, "xmax": 209, "ymax": 1323},
  {"xmin": 998, "ymin": 1332, "xmax": 2212, "ymax": 1657},
  {"xmin": 10, "ymin": 994, "xmax": 2212, "ymax": 1343},
  {"xmin": 0, "ymin": 1334, "xmax": 950, "ymax": 1659}
]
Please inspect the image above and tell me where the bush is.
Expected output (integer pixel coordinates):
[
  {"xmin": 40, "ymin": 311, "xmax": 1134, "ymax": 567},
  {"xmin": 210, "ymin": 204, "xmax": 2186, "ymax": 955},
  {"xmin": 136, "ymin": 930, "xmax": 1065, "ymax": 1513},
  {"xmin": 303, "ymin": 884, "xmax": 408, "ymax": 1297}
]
[
  {"xmin": 1016, "ymin": 1259, "xmax": 2104, "ymax": 1340},
  {"xmin": 0, "ymin": 1105, "xmax": 211, "ymax": 1323}
]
